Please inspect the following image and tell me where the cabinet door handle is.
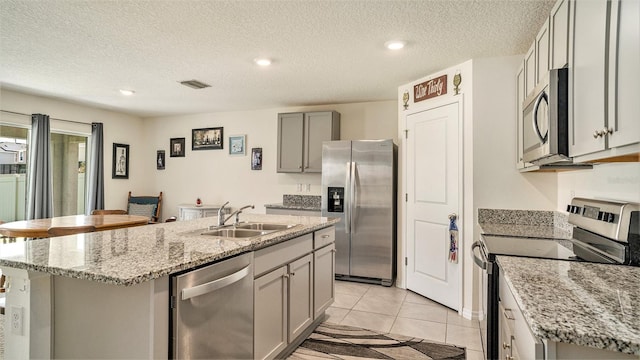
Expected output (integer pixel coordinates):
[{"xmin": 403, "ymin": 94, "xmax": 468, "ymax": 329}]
[
  {"xmin": 503, "ymin": 308, "xmax": 515, "ymax": 320},
  {"xmin": 603, "ymin": 127, "xmax": 613, "ymax": 135},
  {"xmin": 290, "ymin": 272, "xmax": 295, "ymax": 276},
  {"xmin": 502, "ymin": 342, "xmax": 511, "ymax": 350},
  {"xmin": 283, "ymin": 274, "xmax": 290, "ymax": 279},
  {"xmin": 321, "ymin": 234, "xmax": 330, "ymax": 238}
]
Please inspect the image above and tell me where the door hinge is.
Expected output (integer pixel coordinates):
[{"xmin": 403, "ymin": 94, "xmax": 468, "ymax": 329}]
[
  {"xmin": 170, "ymin": 295, "xmax": 176, "ymax": 309},
  {"xmin": 405, "ymin": 193, "xmax": 408, "ymax": 202},
  {"xmin": 404, "ymin": 129, "xmax": 408, "ymax": 139},
  {"xmin": 405, "ymin": 257, "xmax": 408, "ymax": 266}
]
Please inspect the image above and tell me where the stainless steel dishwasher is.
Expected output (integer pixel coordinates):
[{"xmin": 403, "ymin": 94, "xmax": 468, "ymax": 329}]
[{"xmin": 170, "ymin": 252, "xmax": 253, "ymax": 359}]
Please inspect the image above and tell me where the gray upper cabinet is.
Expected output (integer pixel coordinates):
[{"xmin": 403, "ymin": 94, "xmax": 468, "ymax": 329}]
[
  {"xmin": 569, "ymin": 0, "xmax": 609, "ymax": 158},
  {"xmin": 549, "ymin": 0, "xmax": 570, "ymax": 69},
  {"xmin": 606, "ymin": 0, "xmax": 640, "ymax": 151},
  {"xmin": 277, "ymin": 111, "xmax": 340, "ymax": 173},
  {"xmin": 535, "ymin": 18, "xmax": 550, "ymax": 86}
]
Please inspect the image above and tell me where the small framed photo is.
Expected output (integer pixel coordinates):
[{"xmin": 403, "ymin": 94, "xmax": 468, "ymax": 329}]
[
  {"xmin": 170, "ymin": 138, "xmax": 185, "ymax": 157},
  {"xmin": 112, "ymin": 143, "xmax": 129, "ymax": 179},
  {"xmin": 157, "ymin": 150, "xmax": 165, "ymax": 170},
  {"xmin": 229, "ymin": 135, "xmax": 246, "ymax": 156},
  {"xmin": 192, "ymin": 127, "xmax": 223, "ymax": 150},
  {"xmin": 251, "ymin": 147, "xmax": 262, "ymax": 170}
]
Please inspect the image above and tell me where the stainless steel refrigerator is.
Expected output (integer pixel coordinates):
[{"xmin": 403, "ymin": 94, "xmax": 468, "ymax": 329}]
[{"xmin": 321, "ymin": 139, "xmax": 397, "ymax": 286}]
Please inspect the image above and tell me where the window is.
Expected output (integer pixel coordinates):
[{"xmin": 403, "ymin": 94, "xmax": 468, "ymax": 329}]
[
  {"xmin": 51, "ymin": 132, "xmax": 88, "ymax": 216},
  {"xmin": 1, "ymin": 124, "xmax": 90, "ymax": 220},
  {"xmin": 0, "ymin": 125, "xmax": 28, "ymax": 222}
]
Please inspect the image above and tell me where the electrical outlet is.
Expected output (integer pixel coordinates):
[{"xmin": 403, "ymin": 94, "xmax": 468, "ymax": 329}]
[{"xmin": 11, "ymin": 305, "xmax": 23, "ymax": 335}]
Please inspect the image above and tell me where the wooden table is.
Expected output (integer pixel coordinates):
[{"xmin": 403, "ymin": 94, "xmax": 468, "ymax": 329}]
[{"xmin": 0, "ymin": 215, "xmax": 150, "ymax": 238}]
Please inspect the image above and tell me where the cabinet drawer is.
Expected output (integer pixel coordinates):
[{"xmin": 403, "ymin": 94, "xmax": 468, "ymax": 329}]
[
  {"xmin": 254, "ymin": 234, "xmax": 313, "ymax": 277},
  {"xmin": 314, "ymin": 226, "xmax": 335, "ymax": 249}
]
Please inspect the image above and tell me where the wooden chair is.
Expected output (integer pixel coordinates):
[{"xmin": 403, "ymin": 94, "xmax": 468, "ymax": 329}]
[
  {"xmin": 127, "ymin": 191, "xmax": 163, "ymax": 223},
  {"xmin": 47, "ymin": 225, "xmax": 97, "ymax": 237},
  {"xmin": 91, "ymin": 209, "xmax": 127, "ymax": 215}
]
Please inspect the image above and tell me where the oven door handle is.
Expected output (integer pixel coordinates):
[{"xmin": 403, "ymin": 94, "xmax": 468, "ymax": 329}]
[{"xmin": 472, "ymin": 241, "xmax": 488, "ymax": 270}]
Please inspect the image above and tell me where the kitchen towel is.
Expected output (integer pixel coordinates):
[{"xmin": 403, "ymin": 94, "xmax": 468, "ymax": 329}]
[{"xmin": 449, "ymin": 216, "xmax": 458, "ymax": 263}]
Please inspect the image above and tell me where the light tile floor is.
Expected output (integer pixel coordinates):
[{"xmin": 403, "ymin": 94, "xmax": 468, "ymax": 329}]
[{"xmin": 325, "ymin": 280, "xmax": 485, "ymax": 360}]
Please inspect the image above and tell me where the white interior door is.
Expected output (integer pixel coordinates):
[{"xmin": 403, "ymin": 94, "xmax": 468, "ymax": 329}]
[{"xmin": 405, "ymin": 101, "xmax": 461, "ymax": 310}]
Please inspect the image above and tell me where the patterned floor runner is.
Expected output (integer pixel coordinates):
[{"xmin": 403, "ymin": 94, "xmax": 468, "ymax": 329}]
[{"xmin": 288, "ymin": 323, "xmax": 466, "ymax": 360}]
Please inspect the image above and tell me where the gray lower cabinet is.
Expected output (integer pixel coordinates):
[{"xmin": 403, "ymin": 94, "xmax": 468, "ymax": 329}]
[
  {"xmin": 313, "ymin": 243, "xmax": 335, "ymax": 319},
  {"xmin": 254, "ymin": 255, "xmax": 313, "ymax": 360},
  {"xmin": 254, "ymin": 266, "xmax": 288, "ymax": 360},
  {"xmin": 254, "ymin": 227, "xmax": 335, "ymax": 360},
  {"xmin": 288, "ymin": 253, "xmax": 314, "ymax": 341}
]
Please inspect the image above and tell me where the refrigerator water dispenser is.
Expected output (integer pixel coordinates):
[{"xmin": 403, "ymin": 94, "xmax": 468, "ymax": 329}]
[{"xmin": 327, "ymin": 187, "xmax": 344, "ymax": 212}]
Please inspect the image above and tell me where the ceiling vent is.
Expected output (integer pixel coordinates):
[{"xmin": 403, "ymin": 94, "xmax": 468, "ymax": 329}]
[{"xmin": 179, "ymin": 80, "xmax": 211, "ymax": 89}]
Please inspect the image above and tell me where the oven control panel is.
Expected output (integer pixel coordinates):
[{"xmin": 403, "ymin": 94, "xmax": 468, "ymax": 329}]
[
  {"xmin": 567, "ymin": 204, "xmax": 616, "ymax": 223},
  {"xmin": 568, "ymin": 197, "xmax": 639, "ymax": 243}
]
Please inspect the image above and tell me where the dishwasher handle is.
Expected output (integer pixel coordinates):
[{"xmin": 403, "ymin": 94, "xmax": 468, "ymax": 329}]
[{"xmin": 181, "ymin": 264, "xmax": 251, "ymax": 301}]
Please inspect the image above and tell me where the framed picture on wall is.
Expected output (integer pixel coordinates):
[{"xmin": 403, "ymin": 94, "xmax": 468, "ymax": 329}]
[
  {"xmin": 192, "ymin": 127, "xmax": 223, "ymax": 150},
  {"xmin": 251, "ymin": 148, "xmax": 262, "ymax": 170},
  {"xmin": 157, "ymin": 150, "xmax": 165, "ymax": 170},
  {"xmin": 229, "ymin": 135, "xmax": 246, "ymax": 156},
  {"xmin": 170, "ymin": 138, "xmax": 185, "ymax": 157},
  {"xmin": 112, "ymin": 143, "xmax": 129, "ymax": 179}
]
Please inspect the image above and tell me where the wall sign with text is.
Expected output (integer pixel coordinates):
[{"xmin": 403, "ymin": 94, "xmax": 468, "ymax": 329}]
[{"xmin": 414, "ymin": 75, "xmax": 447, "ymax": 103}]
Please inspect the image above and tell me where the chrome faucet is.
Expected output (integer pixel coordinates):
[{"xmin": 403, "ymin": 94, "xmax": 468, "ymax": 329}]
[
  {"xmin": 222, "ymin": 205, "xmax": 255, "ymax": 226},
  {"xmin": 217, "ymin": 201, "xmax": 230, "ymax": 226}
]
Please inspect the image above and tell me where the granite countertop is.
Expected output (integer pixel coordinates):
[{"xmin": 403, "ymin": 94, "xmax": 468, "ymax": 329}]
[
  {"xmin": 497, "ymin": 256, "xmax": 640, "ymax": 355},
  {"xmin": 264, "ymin": 203, "xmax": 321, "ymax": 211},
  {"xmin": 0, "ymin": 214, "xmax": 339, "ymax": 287}
]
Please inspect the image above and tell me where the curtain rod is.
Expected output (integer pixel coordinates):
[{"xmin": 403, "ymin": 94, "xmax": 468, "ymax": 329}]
[{"xmin": 1, "ymin": 109, "xmax": 92, "ymax": 126}]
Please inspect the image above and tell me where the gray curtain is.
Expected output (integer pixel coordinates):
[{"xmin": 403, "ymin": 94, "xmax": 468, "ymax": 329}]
[
  {"xmin": 85, "ymin": 122, "xmax": 104, "ymax": 214},
  {"xmin": 26, "ymin": 114, "xmax": 53, "ymax": 220}
]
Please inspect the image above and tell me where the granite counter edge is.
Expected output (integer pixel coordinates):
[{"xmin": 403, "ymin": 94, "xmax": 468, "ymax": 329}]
[{"xmin": 0, "ymin": 220, "xmax": 338, "ymax": 287}]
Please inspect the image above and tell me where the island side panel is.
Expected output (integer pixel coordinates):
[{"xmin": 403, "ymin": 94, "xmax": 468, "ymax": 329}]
[
  {"xmin": 53, "ymin": 275, "xmax": 169, "ymax": 359},
  {"xmin": 1, "ymin": 267, "xmax": 52, "ymax": 360}
]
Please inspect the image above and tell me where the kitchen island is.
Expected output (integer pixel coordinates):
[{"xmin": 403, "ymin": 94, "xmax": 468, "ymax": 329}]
[{"xmin": 0, "ymin": 213, "xmax": 338, "ymax": 359}]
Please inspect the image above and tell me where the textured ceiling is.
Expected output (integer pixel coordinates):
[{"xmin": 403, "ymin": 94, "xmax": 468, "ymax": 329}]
[{"xmin": 0, "ymin": 0, "xmax": 554, "ymax": 118}]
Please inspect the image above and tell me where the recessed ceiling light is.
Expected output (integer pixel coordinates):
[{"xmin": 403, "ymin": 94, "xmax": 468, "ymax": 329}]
[
  {"xmin": 119, "ymin": 89, "xmax": 135, "ymax": 96},
  {"xmin": 254, "ymin": 58, "xmax": 272, "ymax": 67},
  {"xmin": 385, "ymin": 40, "xmax": 406, "ymax": 50}
]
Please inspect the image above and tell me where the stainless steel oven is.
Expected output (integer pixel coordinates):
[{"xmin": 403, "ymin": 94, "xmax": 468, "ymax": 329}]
[{"xmin": 474, "ymin": 197, "xmax": 639, "ymax": 359}]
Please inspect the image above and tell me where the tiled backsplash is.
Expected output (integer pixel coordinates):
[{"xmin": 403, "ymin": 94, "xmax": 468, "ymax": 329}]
[{"xmin": 283, "ymin": 194, "xmax": 321, "ymax": 209}]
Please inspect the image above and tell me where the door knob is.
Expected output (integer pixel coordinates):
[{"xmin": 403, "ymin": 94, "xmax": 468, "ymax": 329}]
[{"xmin": 448, "ymin": 213, "xmax": 457, "ymax": 221}]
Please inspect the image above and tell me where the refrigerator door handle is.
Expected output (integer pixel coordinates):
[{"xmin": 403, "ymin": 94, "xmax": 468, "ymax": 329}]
[
  {"xmin": 351, "ymin": 161, "xmax": 357, "ymax": 233},
  {"xmin": 344, "ymin": 161, "xmax": 351, "ymax": 234}
]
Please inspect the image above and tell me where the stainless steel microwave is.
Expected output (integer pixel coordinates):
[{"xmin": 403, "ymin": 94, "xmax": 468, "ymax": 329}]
[{"xmin": 522, "ymin": 68, "xmax": 569, "ymax": 165}]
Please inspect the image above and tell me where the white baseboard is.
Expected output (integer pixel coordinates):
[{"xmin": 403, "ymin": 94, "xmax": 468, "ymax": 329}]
[{"xmin": 462, "ymin": 307, "xmax": 483, "ymax": 321}]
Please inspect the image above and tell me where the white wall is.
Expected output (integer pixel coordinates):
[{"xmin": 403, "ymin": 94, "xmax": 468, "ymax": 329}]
[
  {"xmin": 557, "ymin": 163, "xmax": 640, "ymax": 207},
  {"xmin": 142, "ymin": 101, "xmax": 397, "ymax": 219},
  {"xmin": 0, "ymin": 89, "xmax": 145, "ymax": 210}
]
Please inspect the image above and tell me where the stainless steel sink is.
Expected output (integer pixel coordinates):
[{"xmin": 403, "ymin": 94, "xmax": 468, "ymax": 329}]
[
  {"xmin": 202, "ymin": 228, "xmax": 269, "ymax": 238},
  {"xmin": 235, "ymin": 223, "xmax": 298, "ymax": 231}
]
